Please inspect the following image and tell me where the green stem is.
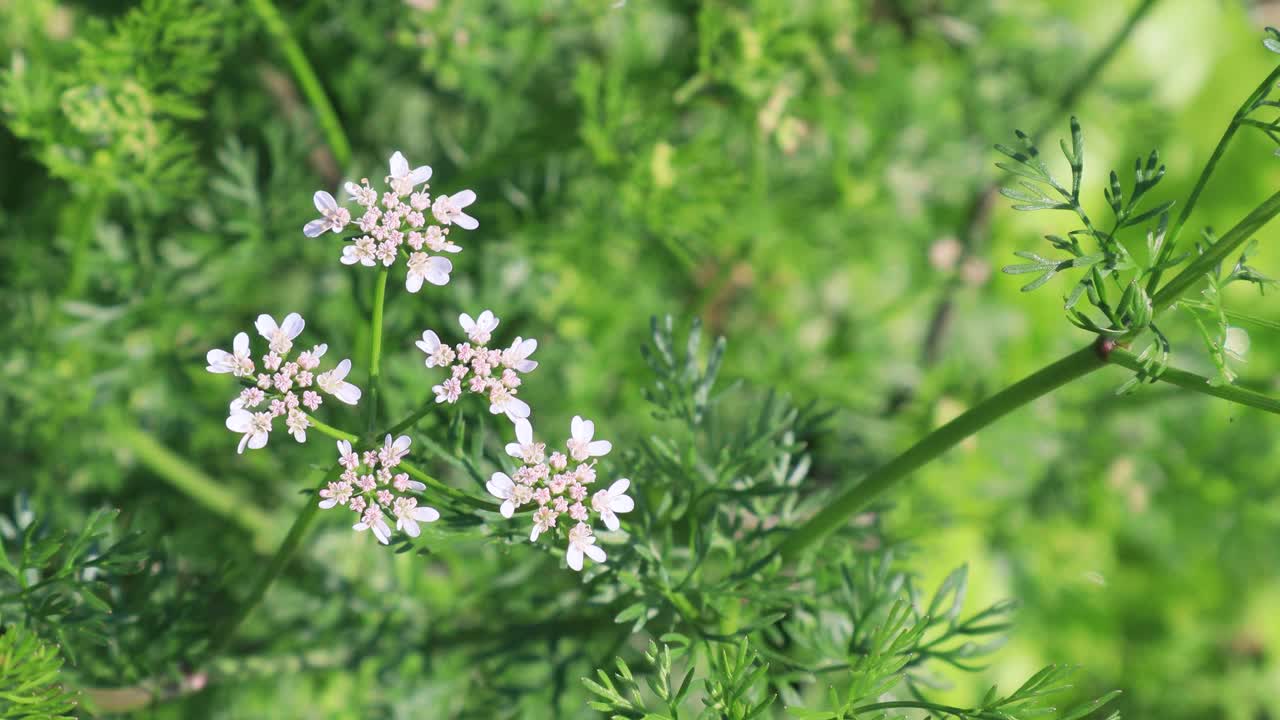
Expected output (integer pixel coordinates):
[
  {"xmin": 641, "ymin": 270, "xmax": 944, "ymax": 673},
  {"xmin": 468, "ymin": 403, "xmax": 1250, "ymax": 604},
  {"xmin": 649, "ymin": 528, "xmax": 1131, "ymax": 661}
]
[
  {"xmin": 384, "ymin": 400, "xmax": 437, "ymax": 436},
  {"xmin": 1029, "ymin": 0, "xmax": 1161, "ymax": 142},
  {"xmin": 305, "ymin": 414, "xmax": 359, "ymax": 443},
  {"xmin": 246, "ymin": 0, "xmax": 352, "ymax": 167},
  {"xmin": 367, "ymin": 268, "xmax": 389, "ymax": 433},
  {"xmin": 110, "ymin": 424, "xmax": 276, "ymax": 553},
  {"xmin": 1109, "ymin": 349, "xmax": 1280, "ymax": 415},
  {"xmin": 400, "ymin": 460, "xmax": 495, "ymax": 511},
  {"xmin": 1151, "ymin": 191, "xmax": 1280, "ymax": 312},
  {"xmin": 1180, "ymin": 301, "xmax": 1280, "ymax": 332},
  {"xmin": 775, "ymin": 345, "xmax": 1106, "ymax": 562},
  {"xmin": 207, "ymin": 464, "xmax": 338, "ymax": 658},
  {"xmin": 1146, "ymin": 64, "xmax": 1280, "ymax": 295}
]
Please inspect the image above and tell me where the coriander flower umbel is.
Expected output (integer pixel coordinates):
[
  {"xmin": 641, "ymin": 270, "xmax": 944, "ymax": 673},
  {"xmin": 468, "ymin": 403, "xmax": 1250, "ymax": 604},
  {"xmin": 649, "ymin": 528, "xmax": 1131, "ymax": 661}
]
[
  {"xmin": 486, "ymin": 417, "xmax": 633, "ymax": 572},
  {"xmin": 305, "ymin": 151, "xmax": 477, "ymax": 295},
  {"xmin": 415, "ymin": 310, "xmax": 537, "ymax": 424},
  {"xmin": 320, "ymin": 437, "xmax": 440, "ymax": 544},
  {"xmin": 205, "ymin": 313, "xmax": 362, "ymax": 454}
]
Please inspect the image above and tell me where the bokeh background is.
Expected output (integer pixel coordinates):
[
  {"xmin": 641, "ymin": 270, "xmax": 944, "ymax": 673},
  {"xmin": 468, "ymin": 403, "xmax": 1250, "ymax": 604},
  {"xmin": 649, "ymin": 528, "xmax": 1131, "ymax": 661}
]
[{"xmin": 3, "ymin": 0, "xmax": 1280, "ymax": 717}]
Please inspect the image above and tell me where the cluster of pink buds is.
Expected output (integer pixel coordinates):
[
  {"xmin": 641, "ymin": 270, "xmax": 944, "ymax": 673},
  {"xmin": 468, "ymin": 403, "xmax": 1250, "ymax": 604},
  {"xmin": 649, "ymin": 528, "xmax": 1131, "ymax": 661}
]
[
  {"xmin": 318, "ymin": 435, "xmax": 440, "ymax": 544},
  {"xmin": 487, "ymin": 417, "xmax": 633, "ymax": 571},
  {"xmin": 206, "ymin": 313, "xmax": 361, "ymax": 453},
  {"xmin": 304, "ymin": 151, "xmax": 478, "ymax": 294},
  {"xmin": 416, "ymin": 310, "xmax": 538, "ymax": 424}
]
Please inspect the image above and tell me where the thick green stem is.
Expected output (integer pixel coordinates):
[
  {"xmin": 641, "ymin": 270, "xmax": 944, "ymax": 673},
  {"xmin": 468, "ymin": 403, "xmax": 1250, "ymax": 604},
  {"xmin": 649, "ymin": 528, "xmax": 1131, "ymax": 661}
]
[
  {"xmin": 1151, "ymin": 191, "xmax": 1280, "ymax": 312},
  {"xmin": 1109, "ymin": 349, "xmax": 1280, "ymax": 415},
  {"xmin": 366, "ymin": 268, "xmax": 389, "ymax": 433},
  {"xmin": 246, "ymin": 0, "xmax": 352, "ymax": 167},
  {"xmin": 207, "ymin": 464, "xmax": 339, "ymax": 658},
  {"xmin": 1146, "ymin": 64, "xmax": 1280, "ymax": 294},
  {"xmin": 776, "ymin": 346, "xmax": 1106, "ymax": 562},
  {"xmin": 110, "ymin": 425, "xmax": 276, "ymax": 552}
]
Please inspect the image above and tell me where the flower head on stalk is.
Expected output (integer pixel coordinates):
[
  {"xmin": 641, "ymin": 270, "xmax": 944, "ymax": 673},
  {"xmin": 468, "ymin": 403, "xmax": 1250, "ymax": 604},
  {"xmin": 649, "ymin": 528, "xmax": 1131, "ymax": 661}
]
[
  {"xmin": 415, "ymin": 310, "xmax": 537, "ymax": 425},
  {"xmin": 206, "ymin": 313, "xmax": 361, "ymax": 454},
  {"xmin": 305, "ymin": 151, "xmax": 477, "ymax": 295},
  {"xmin": 320, "ymin": 437, "xmax": 440, "ymax": 544},
  {"xmin": 486, "ymin": 417, "xmax": 632, "ymax": 572}
]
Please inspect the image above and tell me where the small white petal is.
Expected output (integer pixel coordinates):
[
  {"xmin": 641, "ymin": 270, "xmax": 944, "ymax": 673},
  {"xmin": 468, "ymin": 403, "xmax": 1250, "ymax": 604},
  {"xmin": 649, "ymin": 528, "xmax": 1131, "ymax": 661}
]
[
  {"xmin": 407, "ymin": 166, "xmax": 433, "ymax": 185},
  {"xmin": 406, "ymin": 273, "xmax": 424, "ymax": 293},
  {"xmin": 319, "ymin": 498, "xmax": 337, "ymax": 509},
  {"xmin": 389, "ymin": 151, "xmax": 408, "ymax": 178},
  {"xmin": 500, "ymin": 500, "xmax": 516, "ymax": 518},
  {"xmin": 281, "ymin": 313, "xmax": 305, "ymax": 339},
  {"xmin": 486, "ymin": 472, "xmax": 514, "ymax": 499},
  {"xmin": 233, "ymin": 332, "xmax": 250, "ymax": 356},
  {"xmin": 453, "ymin": 212, "xmax": 478, "ymax": 230},
  {"xmin": 412, "ymin": 506, "xmax": 440, "ymax": 523},
  {"xmin": 587, "ymin": 440, "xmax": 612, "ymax": 457},
  {"xmin": 254, "ymin": 314, "xmax": 279, "ymax": 339},
  {"xmin": 452, "ymin": 189, "xmax": 476, "ymax": 208},
  {"xmin": 583, "ymin": 545, "xmax": 606, "ymax": 563},
  {"xmin": 303, "ymin": 219, "xmax": 329, "ymax": 237},
  {"xmin": 314, "ymin": 190, "xmax": 337, "ymax": 213},
  {"xmin": 566, "ymin": 546, "xmax": 584, "ymax": 571},
  {"xmin": 401, "ymin": 519, "xmax": 421, "ymax": 538},
  {"xmin": 514, "ymin": 418, "xmax": 533, "ymax": 445},
  {"xmin": 334, "ymin": 382, "xmax": 362, "ymax": 405}
]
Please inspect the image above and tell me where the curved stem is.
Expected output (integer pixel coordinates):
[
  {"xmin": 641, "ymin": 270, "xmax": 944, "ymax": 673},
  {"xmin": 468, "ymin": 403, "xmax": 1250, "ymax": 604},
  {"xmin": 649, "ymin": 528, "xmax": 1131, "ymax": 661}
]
[
  {"xmin": 246, "ymin": 0, "xmax": 352, "ymax": 167},
  {"xmin": 1109, "ymin": 349, "xmax": 1280, "ymax": 415},
  {"xmin": 207, "ymin": 463, "xmax": 340, "ymax": 659},
  {"xmin": 776, "ymin": 345, "xmax": 1106, "ymax": 562}
]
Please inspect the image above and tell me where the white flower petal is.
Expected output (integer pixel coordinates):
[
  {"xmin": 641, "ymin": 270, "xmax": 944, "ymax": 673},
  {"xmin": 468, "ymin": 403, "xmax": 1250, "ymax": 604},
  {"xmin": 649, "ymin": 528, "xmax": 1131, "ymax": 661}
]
[
  {"xmin": 303, "ymin": 219, "xmax": 329, "ymax": 237},
  {"xmin": 206, "ymin": 349, "xmax": 231, "ymax": 373},
  {"xmin": 401, "ymin": 518, "xmax": 421, "ymax": 537},
  {"xmin": 566, "ymin": 545, "xmax": 584, "ymax": 571},
  {"xmin": 248, "ymin": 432, "xmax": 269, "ymax": 450},
  {"xmin": 254, "ymin": 314, "xmax": 279, "ymax": 339},
  {"xmin": 319, "ymin": 498, "xmax": 337, "ymax": 509},
  {"xmin": 225, "ymin": 412, "xmax": 252, "ymax": 432},
  {"xmin": 500, "ymin": 499, "xmax": 516, "ymax": 518},
  {"xmin": 515, "ymin": 418, "xmax": 533, "ymax": 445},
  {"xmin": 334, "ymin": 382, "xmax": 362, "ymax": 405},
  {"xmin": 587, "ymin": 440, "xmax": 612, "ymax": 457},
  {"xmin": 407, "ymin": 166, "xmax": 433, "ymax": 185},
  {"xmin": 389, "ymin": 151, "xmax": 408, "ymax": 178},
  {"xmin": 486, "ymin": 472, "xmax": 514, "ymax": 499},
  {"xmin": 452, "ymin": 189, "xmax": 476, "ymax": 208},
  {"xmin": 233, "ymin": 332, "xmax": 250, "ymax": 356},
  {"xmin": 583, "ymin": 545, "xmax": 607, "ymax": 563},
  {"xmin": 405, "ymin": 273, "xmax": 424, "ymax": 293},
  {"xmin": 331, "ymin": 358, "xmax": 351, "ymax": 381},
  {"xmin": 281, "ymin": 313, "xmax": 305, "ymax": 339},
  {"xmin": 602, "ymin": 511, "xmax": 620, "ymax": 531},
  {"xmin": 453, "ymin": 212, "xmax": 478, "ymax": 230},
  {"xmin": 412, "ymin": 506, "xmax": 440, "ymax": 523},
  {"xmin": 314, "ymin": 190, "xmax": 337, "ymax": 213}
]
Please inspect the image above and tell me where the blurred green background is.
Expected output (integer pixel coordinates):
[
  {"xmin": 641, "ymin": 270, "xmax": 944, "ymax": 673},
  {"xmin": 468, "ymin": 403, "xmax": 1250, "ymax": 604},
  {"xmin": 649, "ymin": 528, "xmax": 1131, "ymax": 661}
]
[{"xmin": 3, "ymin": 0, "xmax": 1280, "ymax": 717}]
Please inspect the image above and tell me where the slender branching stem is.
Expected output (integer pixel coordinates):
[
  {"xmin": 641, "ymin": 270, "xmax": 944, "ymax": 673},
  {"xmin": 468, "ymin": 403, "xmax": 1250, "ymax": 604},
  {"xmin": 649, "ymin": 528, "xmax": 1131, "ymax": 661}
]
[
  {"xmin": 305, "ymin": 414, "xmax": 359, "ymax": 443},
  {"xmin": 1146, "ymin": 64, "xmax": 1280, "ymax": 295},
  {"xmin": 776, "ymin": 345, "xmax": 1106, "ymax": 562},
  {"xmin": 1109, "ymin": 349, "xmax": 1280, "ymax": 415},
  {"xmin": 384, "ymin": 399, "xmax": 437, "ymax": 437},
  {"xmin": 1151, "ymin": 190, "xmax": 1280, "ymax": 312},
  {"xmin": 207, "ymin": 463, "xmax": 340, "ymax": 659},
  {"xmin": 399, "ymin": 460, "xmax": 495, "ymax": 511},
  {"xmin": 246, "ymin": 0, "xmax": 352, "ymax": 167}
]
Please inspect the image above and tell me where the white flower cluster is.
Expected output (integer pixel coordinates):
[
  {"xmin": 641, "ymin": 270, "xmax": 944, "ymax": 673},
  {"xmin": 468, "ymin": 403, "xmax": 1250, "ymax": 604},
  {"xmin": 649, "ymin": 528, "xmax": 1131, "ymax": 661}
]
[
  {"xmin": 416, "ymin": 310, "xmax": 538, "ymax": 424},
  {"xmin": 304, "ymin": 151, "xmax": 478, "ymax": 294},
  {"xmin": 487, "ymin": 417, "xmax": 633, "ymax": 571},
  {"xmin": 206, "ymin": 313, "xmax": 361, "ymax": 453},
  {"xmin": 319, "ymin": 436, "xmax": 440, "ymax": 545}
]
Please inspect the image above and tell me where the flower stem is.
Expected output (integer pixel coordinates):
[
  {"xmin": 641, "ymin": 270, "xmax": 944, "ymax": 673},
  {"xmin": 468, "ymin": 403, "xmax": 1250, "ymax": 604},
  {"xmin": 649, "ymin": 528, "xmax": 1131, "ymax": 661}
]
[
  {"xmin": 246, "ymin": 0, "xmax": 352, "ymax": 167},
  {"xmin": 1145, "ymin": 63, "xmax": 1280, "ymax": 295},
  {"xmin": 305, "ymin": 414, "xmax": 359, "ymax": 443},
  {"xmin": 1108, "ymin": 349, "xmax": 1280, "ymax": 415},
  {"xmin": 399, "ymin": 460, "xmax": 495, "ymax": 511},
  {"xmin": 775, "ymin": 345, "xmax": 1106, "ymax": 562},
  {"xmin": 1151, "ymin": 190, "xmax": 1280, "ymax": 312},
  {"xmin": 207, "ymin": 463, "xmax": 339, "ymax": 659},
  {"xmin": 367, "ymin": 267, "xmax": 389, "ymax": 433},
  {"xmin": 384, "ymin": 400, "xmax": 437, "ymax": 437}
]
